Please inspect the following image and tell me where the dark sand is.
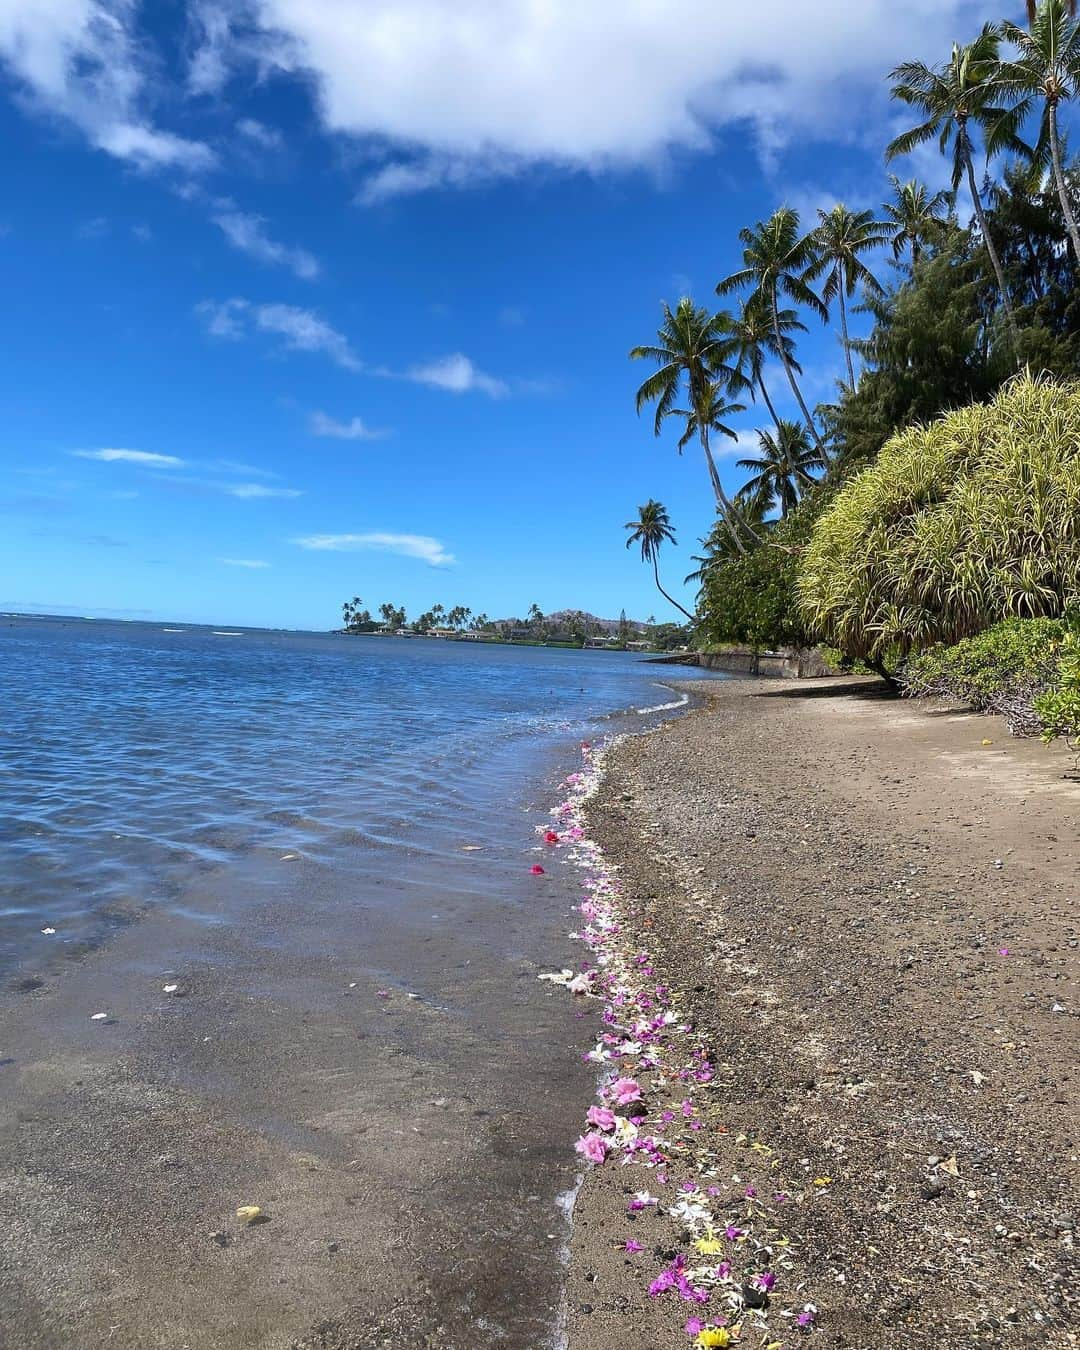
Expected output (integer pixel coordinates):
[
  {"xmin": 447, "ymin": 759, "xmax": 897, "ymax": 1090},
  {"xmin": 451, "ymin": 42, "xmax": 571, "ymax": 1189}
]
[
  {"xmin": 0, "ymin": 832, "xmax": 593, "ymax": 1346},
  {"xmin": 567, "ymin": 678, "xmax": 1078, "ymax": 1348}
]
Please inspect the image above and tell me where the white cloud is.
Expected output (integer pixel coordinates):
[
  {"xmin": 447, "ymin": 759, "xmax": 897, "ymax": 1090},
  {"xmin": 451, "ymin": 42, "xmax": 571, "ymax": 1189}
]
[
  {"xmin": 236, "ymin": 116, "xmax": 284, "ymax": 150},
  {"xmin": 221, "ymin": 557, "xmax": 270, "ymax": 567},
  {"xmin": 217, "ymin": 0, "xmax": 982, "ymax": 197},
  {"xmin": 310, "ymin": 411, "xmax": 392, "ymax": 441},
  {"xmin": 212, "ymin": 210, "xmax": 320, "ymax": 279},
  {"xmin": 195, "ymin": 298, "xmax": 361, "ymax": 369},
  {"xmin": 0, "ymin": 1, "xmax": 214, "ymax": 171},
  {"xmin": 224, "ymin": 482, "xmax": 302, "ymax": 498},
  {"xmin": 407, "ymin": 352, "xmax": 507, "ymax": 398},
  {"xmin": 74, "ymin": 448, "xmax": 185, "ymax": 467},
  {"xmin": 295, "ymin": 531, "xmax": 455, "ymax": 567}
]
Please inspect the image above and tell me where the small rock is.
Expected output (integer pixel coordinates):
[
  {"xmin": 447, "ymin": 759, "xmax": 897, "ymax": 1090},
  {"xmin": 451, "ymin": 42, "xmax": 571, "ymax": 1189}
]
[
  {"xmin": 742, "ymin": 1283, "xmax": 769, "ymax": 1309},
  {"xmin": 210, "ymin": 1231, "xmax": 230, "ymax": 1248},
  {"xmin": 920, "ymin": 1179, "xmax": 946, "ymax": 1201}
]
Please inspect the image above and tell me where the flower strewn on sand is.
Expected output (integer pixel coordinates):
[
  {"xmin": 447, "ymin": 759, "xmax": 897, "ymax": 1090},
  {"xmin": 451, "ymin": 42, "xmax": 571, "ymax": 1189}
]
[{"xmin": 541, "ymin": 747, "xmax": 810, "ymax": 1343}]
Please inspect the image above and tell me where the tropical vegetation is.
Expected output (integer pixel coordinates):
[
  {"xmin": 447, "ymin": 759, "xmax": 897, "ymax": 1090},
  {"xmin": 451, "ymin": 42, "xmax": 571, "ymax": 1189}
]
[{"xmin": 624, "ymin": 0, "xmax": 1080, "ymax": 739}]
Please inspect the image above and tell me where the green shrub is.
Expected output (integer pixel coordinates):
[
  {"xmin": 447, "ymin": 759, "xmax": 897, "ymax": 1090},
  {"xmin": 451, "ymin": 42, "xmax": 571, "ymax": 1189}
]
[
  {"xmin": 903, "ymin": 617, "xmax": 1066, "ymax": 735},
  {"xmin": 1034, "ymin": 620, "xmax": 1080, "ymax": 747},
  {"xmin": 699, "ymin": 490, "xmax": 825, "ymax": 653},
  {"xmin": 797, "ymin": 374, "xmax": 1080, "ymax": 668}
]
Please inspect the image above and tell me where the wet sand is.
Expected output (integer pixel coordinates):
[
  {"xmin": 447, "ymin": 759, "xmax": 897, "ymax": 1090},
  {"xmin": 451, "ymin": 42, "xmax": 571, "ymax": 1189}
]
[
  {"xmin": 566, "ymin": 678, "xmax": 1078, "ymax": 1348},
  {"xmin": 0, "ymin": 808, "xmax": 593, "ymax": 1347}
]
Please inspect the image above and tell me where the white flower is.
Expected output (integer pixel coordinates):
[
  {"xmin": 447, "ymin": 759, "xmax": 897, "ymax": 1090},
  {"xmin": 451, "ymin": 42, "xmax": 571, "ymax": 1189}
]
[{"xmin": 668, "ymin": 1199, "xmax": 712, "ymax": 1227}]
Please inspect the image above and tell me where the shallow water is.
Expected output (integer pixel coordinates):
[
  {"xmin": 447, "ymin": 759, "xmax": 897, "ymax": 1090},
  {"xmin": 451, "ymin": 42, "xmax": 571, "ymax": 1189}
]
[
  {"xmin": 0, "ymin": 614, "xmax": 726, "ymax": 1345},
  {"xmin": 1, "ymin": 615, "xmax": 719, "ymax": 971}
]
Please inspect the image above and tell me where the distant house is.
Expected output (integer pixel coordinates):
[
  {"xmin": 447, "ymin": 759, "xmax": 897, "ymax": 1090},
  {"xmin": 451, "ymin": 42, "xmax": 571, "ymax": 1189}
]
[
  {"xmin": 584, "ymin": 635, "xmax": 620, "ymax": 649},
  {"xmin": 427, "ymin": 627, "xmax": 457, "ymax": 638}
]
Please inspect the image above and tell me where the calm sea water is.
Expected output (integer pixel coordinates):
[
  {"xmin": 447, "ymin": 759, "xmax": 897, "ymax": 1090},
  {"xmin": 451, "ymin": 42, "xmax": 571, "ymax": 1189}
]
[{"xmin": 0, "ymin": 615, "xmax": 719, "ymax": 974}]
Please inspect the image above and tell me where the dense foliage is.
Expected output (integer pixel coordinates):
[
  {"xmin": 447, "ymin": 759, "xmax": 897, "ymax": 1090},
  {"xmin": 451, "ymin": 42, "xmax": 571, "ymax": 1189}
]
[
  {"xmin": 797, "ymin": 376, "xmax": 1080, "ymax": 666},
  {"xmin": 903, "ymin": 615, "xmax": 1067, "ymax": 733},
  {"xmin": 1033, "ymin": 619, "xmax": 1080, "ymax": 744}
]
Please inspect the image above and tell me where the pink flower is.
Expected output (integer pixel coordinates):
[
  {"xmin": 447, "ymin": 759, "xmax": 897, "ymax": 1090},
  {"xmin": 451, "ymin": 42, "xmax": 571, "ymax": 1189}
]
[
  {"xmin": 376, "ymin": 989, "xmax": 390, "ymax": 998},
  {"xmin": 544, "ymin": 830, "xmax": 560, "ymax": 844},
  {"xmin": 648, "ymin": 1271, "xmax": 676, "ymax": 1297},
  {"xmin": 998, "ymin": 946, "xmax": 1010, "ymax": 956},
  {"xmin": 685, "ymin": 1318, "xmax": 705, "ymax": 1336},
  {"xmin": 574, "ymin": 1132, "xmax": 609, "ymax": 1165},
  {"xmin": 586, "ymin": 1105, "xmax": 617, "ymax": 1131},
  {"xmin": 751, "ymin": 1271, "xmax": 776, "ymax": 1292},
  {"xmin": 530, "ymin": 864, "xmax": 545, "ymax": 875},
  {"xmin": 797, "ymin": 1307, "xmax": 816, "ymax": 1328},
  {"xmin": 625, "ymin": 1239, "xmax": 643, "ymax": 1253},
  {"xmin": 610, "ymin": 1077, "xmax": 642, "ymax": 1106}
]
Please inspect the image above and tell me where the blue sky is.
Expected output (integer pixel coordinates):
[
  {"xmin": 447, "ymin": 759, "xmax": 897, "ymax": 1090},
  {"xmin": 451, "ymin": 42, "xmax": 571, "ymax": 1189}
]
[{"xmin": 0, "ymin": 0, "xmax": 995, "ymax": 629}]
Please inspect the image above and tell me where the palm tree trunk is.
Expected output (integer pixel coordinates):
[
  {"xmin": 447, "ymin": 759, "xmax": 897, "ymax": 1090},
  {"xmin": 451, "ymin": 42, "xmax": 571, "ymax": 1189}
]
[
  {"xmin": 1049, "ymin": 101, "xmax": 1080, "ymax": 268},
  {"xmin": 837, "ymin": 275, "xmax": 856, "ymax": 390},
  {"xmin": 964, "ymin": 144, "xmax": 1021, "ymax": 362},
  {"xmin": 699, "ymin": 425, "xmax": 747, "ymax": 556},
  {"xmin": 756, "ymin": 371, "xmax": 782, "ymax": 430},
  {"xmin": 771, "ymin": 284, "xmax": 826, "ymax": 450},
  {"xmin": 652, "ymin": 554, "xmax": 695, "ymax": 621}
]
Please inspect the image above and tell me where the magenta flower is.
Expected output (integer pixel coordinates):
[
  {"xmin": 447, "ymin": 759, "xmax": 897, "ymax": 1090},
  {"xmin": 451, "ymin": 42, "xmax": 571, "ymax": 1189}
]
[
  {"xmin": 586, "ymin": 1105, "xmax": 617, "ymax": 1131},
  {"xmin": 751, "ymin": 1271, "xmax": 776, "ymax": 1292},
  {"xmin": 797, "ymin": 1308, "xmax": 816, "ymax": 1328},
  {"xmin": 624, "ymin": 1239, "xmax": 643, "ymax": 1253},
  {"xmin": 610, "ymin": 1076, "xmax": 642, "ymax": 1106},
  {"xmin": 530, "ymin": 864, "xmax": 545, "ymax": 875},
  {"xmin": 648, "ymin": 1271, "xmax": 676, "ymax": 1297},
  {"xmin": 724, "ymin": 1225, "xmax": 745, "ymax": 1240},
  {"xmin": 684, "ymin": 1318, "xmax": 705, "ymax": 1336},
  {"xmin": 574, "ymin": 1132, "xmax": 609, "ymax": 1165}
]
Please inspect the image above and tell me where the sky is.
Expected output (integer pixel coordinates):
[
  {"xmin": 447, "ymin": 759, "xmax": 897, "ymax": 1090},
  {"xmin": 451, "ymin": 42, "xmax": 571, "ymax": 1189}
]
[{"xmin": 0, "ymin": 0, "xmax": 998, "ymax": 629}]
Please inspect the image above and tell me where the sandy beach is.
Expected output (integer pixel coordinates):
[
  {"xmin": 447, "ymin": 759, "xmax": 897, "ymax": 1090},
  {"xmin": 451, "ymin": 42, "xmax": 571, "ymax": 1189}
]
[{"xmin": 565, "ymin": 677, "xmax": 1078, "ymax": 1348}]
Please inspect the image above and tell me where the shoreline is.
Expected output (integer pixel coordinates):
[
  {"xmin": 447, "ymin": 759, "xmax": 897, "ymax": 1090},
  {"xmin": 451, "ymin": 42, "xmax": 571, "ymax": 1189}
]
[{"xmin": 553, "ymin": 677, "xmax": 1078, "ymax": 1348}]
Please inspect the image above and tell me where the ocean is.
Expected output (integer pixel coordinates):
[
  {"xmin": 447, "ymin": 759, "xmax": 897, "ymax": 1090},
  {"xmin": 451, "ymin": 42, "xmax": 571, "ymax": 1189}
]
[{"xmin": 0, "ymin": 613, "xmax": 724, "ymax": 1346}]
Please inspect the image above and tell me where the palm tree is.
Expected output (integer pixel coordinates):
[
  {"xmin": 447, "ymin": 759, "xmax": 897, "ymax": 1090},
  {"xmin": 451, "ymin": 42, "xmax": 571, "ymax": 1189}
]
[
  {"xmin": 624, "ymin": 500, "xmax": 695, "ymax": 621},
  {"xmin": 630, "ymin": 298, "xmax": 751, "ymax": 554},
  {"xmin": 1000, "ymin": 1, "xmax": 1080, "ymax": 267},
  {"xmin": 883, "ymin": 176, "xmax": 952, "ymax": 263},
  {"xmin": 717, "ymin": 208, "xmax": 828, "ymax": 451},
  {"xmin": 685, "ymin": 488, "xmax": 772, "ymax": 585},
  {"xmin": 807, "ymin": 205, "xmax": 891, "ymax": 389},
  {"xmin": 887, "ymin": 24, "xmax": 1031, "ymax": 357},
  {"xmin": 719, "ymin": 294, "xmax": 806, "ymax": 432},
  {"xmin": 1027, "ymin": 0, "xmax": 1076, "ymax": 20},
  {"xmin": 737, "ymin": 420, "xmax": 827, "ymax": 517}
]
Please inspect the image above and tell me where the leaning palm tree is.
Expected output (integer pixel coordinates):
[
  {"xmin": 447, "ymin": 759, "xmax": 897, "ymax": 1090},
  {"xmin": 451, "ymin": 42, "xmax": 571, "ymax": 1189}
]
[
  {"xmin": 807, "ymin": 204, "xmax": 891, "ymax": 389},
  {"xmin": 719, "ymin": 294, "xmax": 806, "ymax": 431},
  {"xmin": 624, "ymin": 500, "xmax": 695, "ymax": 621},
  {"xmin": 630, "ymin": 298, "xmax": 751, "ymax": 554},
  {"xmin": 887, "ymin": 24, "xmax": 1031, "ymax": 357},
  {"xmin": 717, "ymin": 208, "xmax": 828, "ymax": 451},
  {"xmin": 1000, "ymin": 0, "xmax": 1080, "ymax": 266},
  {"xmin": 883, "ymin": 176, "xmax": 952, "ymax": 263},
  {"xmin": 737, "ymin": 420, "xmax": 826, "ymax": 518},
  {"xmin": 685, "ymin": 487, "xmax": 773, "ymax": 585}
]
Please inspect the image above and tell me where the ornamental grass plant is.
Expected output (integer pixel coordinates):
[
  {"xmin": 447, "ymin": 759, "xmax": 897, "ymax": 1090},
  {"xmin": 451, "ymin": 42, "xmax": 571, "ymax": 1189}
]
[{"xmin": 797, "ymin": 374, "xmax": 1080, "ymax": 668}]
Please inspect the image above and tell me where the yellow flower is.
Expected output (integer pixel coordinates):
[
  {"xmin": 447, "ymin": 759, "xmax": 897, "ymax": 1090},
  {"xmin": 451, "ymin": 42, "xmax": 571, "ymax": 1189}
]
[
  {"xmin": 812, "ymin": 1176, "xmax": 832, "ymax": 1186},
  {"xmin": 696, "ymin": 1331, "xmax": 732, "ymax": 1348},
  {"xmin": 694, "ymin": 1235, "xmax": 726, "ymax": 1256}
]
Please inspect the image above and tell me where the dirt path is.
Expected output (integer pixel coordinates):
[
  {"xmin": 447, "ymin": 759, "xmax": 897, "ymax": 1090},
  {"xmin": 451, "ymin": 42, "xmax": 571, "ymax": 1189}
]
[{"xmin": 567, "ymin": 677, "xmax": 1079, "ymax": 1349}]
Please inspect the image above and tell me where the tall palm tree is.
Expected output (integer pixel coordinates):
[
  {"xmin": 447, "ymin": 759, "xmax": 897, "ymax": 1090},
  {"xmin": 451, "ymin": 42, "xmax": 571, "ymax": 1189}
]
[
  {"xmin": 630, "ymin": 298, "xmax": 751, "ymax": 555},
  {"xmin": 719, "ymin": 294, "xmax": 806, "ymax": 431},
  {"xmin": 883, "ymin": 176, "xmax": 952, "ymax": 263},
  {"xmin": 887, "ymin": 24, "xmax": 1031, "ymax": 357},
  {"xmin": 624, "ymin": 500, "xmax": 695, "ymax": 621},
  {"xmin": 1027, "ymin": 0, "xmax": 1076, "ymax": 19},
  {"xmin": 717, "ymin": 208, "xmax": 828, "ymax": 451},
  {"xmin": 685, "ymin": 488, "xmax": 772, "ymax": 585},
  {"xmin": 737, "ymin": 420, "xmax": 827, "ymax": 517},
  {"xmin": 1000, "ymin": 0, "xmax": 1080, "ymax": 266},
  {"xmin": 807, "ymin": 205, "xmax": 891, "ymax": 389}
]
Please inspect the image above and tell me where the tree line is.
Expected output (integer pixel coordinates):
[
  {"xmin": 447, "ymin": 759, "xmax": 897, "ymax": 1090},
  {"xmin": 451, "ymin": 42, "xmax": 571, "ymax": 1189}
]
[{"xmin": 623, "ymin": 0, "xmax": 1080, "ymax": 636}]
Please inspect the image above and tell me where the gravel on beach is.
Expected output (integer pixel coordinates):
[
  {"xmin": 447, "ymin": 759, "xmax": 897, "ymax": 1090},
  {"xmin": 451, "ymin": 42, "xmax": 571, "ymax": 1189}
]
[{"xmin": 566, "ymin": 676, "xmax": 1079, "ymax": 1350}]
